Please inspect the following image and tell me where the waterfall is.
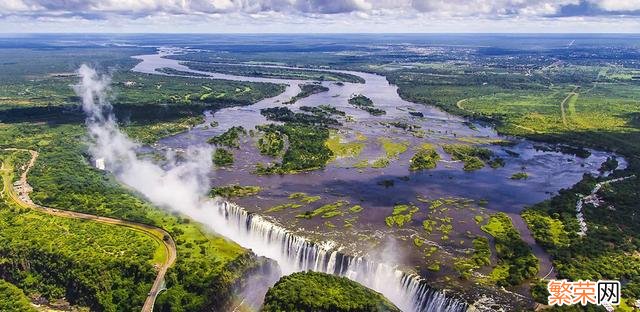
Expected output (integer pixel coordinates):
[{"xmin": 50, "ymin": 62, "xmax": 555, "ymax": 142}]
[{"xmin": 216, "ymin": 200, "xmax": 468, "ymax": 312}]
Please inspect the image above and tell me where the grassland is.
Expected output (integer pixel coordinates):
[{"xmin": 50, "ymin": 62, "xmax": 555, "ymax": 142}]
[
  {"xmin": 388, "ymin": 64, "xmax": 640, "ymax": 159},
  {"xmin": 325, "ymin": 131, "xmax": 365, "ymax": 159},
  {"xmin": 297, "ymin": 200, "xmax": 348, "ymax": 219}
]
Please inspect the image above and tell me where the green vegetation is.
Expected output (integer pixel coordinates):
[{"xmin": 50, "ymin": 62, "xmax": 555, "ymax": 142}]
[
  {"xmin": 257, "ymin": 126, "xmax": 286, "ymax": 157},
  {"xmin": 481, "ymin": 213, "xmax": 538, "ymax": 286},
  {"xmin": 368, "ymin": 138, "xmax": 409, "ymax": 169},
  {"xmin": 427, "ymin": 263, "xmax": 441, "ymax": 272},
  {"xmin": 510, "ymin": 172, "xmax": 529, "ymax": 180},
  {"xmin": 284, "ymin": 83, "xmax": 329, "ymax": 104},
  {"xmin": 0, "ymin": 150, "xmax": 158, "ymax": 311},
  {"xmin": 300, "ymin": 105, "xmax": 346, "ymax": 117},
  {"xmin": 0, "ymin": 279, "xmax": 36, "ymax": 312},
  {"xmin": 264, "ymin": 192, "xmax": 323, "ymax": 213},
  {"xmin": 325, "ymin": 131, "xmax": 365, "ymax": 159},
  {"xmin": 471, "ymin": 237, "xmax": 491, "ymax": 266},
  {"xmin": 213, "ymin": 148, "xmax": 234, "ymax": 166},
  {"xmin": 0, "ymin": 44, "xmax": 300, "ymax": 311},
  {"xmin": 409, "ymin": 143, "xmax": 440, "ymax": 171},
  {"xmin": 348, "ymin": 95, "xmax": 386, "ymax": 116},
  {"xmin": 207, "ymin": 126, "xmax": 247, "ymax": 148},
  {"xmin": 182, "ymin": 62, "xmax": 365, "ymax": 83},
  {"xmin": 0, "ymin": 69, "xmax": 283, "ymax": 111},
  {"xmin": 379, "ymin": 138, "xmax": 409, "ymax": 158},
  {"xmin": 529, "ymin": 279, "xmax": 550, "ymax": 305},
  {"xmin": 0, "ymin": 122, "xmax": 250, "ymax": 312},
  {"xmin": 385, "ymin": 204, "xmax": 419, "ymax": 228},
  {"xmin": 371, "ymin": 158, "xmax": 390, "ymax": 169},
  {"xmin": 520, "ymin": 210, "xmax": 569, "ymax": 249},
  {"xmin": 289, "ymin": 192, "xmax": 321, "ymax": 204},
  {"xmin": 210, "ymin": 184, "xmax": 261, "ymax": 198},
  {"xmin": 255, "ymin": 110, "xmax": 335, "ymax": 174},
  {"xmin": 123, "ymin": 114, "xmax": 204, "ymax": 144},
  {"xmin": 255, "ymin": 124, "xmax": 332, "ymax": 174},
  {"xmin": 488, "ymin": 157, "xmax": 505, "ymax": 168},
  {"xmin": 263, "ymin": 272, "xmax": 400, "ymax": 312},
  {"xmin": 266, "ymin": 203, "xmax": 303, "ymax": 213},
  {"xmin": 522, "ymin": 175, "xmax": 640, "ymax": 303},
  {"xmin": 297, "ymin": 200, "xmax": 347, "ymax": 219},
  {"xmin": 453, "ymin": 258, "xmax": 479, "ymax": 280},
  {"xmin": 261, "ymin": 106, "xmax": 339, "ymax": 126},
  {"xmin": 599, "ymin": 155, "xmax": 618, "ymax": 173},
  {"xmin": 442, "ymin": 144, "xmax": 492, "ymax": 171},
  {"xmin": 382, "ymin": 53, "xmax": 640, "ymax": 302}
]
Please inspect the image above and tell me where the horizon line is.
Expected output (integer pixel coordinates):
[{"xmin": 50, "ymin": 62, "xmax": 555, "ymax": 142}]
[{"xmin": 2, "ymin": 32, "xmax": 640, "ymax": 35}]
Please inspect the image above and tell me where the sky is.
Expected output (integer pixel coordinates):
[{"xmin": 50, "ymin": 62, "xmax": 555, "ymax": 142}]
[{"xmin": 0, "ymin": 0, "xmax": 640, "ymax": 33}]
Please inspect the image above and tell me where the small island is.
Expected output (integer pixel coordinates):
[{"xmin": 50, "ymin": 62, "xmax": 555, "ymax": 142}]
[{"xmin": 263, "ymin": 271, "xmax": 401, "ymax": 312}]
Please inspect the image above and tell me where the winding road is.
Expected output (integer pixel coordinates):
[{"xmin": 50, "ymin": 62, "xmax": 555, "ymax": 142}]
[{"xmin": 0, "ymin": 148, "xmax": 176, "ymax": 312}]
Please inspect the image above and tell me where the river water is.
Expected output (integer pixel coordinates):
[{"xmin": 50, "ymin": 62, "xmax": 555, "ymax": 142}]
[
  {"xmin": 130, "ymin": 47, "xmax": 624, "ymax": 311},
  {"xmin": 132, "ymin": 47, "xmax": 622, "ymax": 221}
]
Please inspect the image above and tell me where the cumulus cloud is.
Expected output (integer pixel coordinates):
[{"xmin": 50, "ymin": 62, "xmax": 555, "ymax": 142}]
[
  {"xmin": 2, "ymin": 0, "xmax": 639, "ymax": 19},
  {"xmin": 410, "ymin": 0, "xmax": 580, "ymax": 17},
  {"xmin": 590, "ymin": 0, "xmax": 640, "ymax": 11},
  {"xmin": 0, "ymin": 0, "xmax": 639, "ymax": 32}
]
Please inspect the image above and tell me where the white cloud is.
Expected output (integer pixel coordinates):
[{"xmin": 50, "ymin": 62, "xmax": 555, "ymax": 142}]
[
  {"xmin": 409, "ymin": 0, "xmax": 580, "ymax": 17},
  {"xmin": 591, "ymin": 0, "xmax": 640, "ymax": 11},
  {"xmin": 0, "ymin": 0, "xmax": 639, "ymax": 32}
]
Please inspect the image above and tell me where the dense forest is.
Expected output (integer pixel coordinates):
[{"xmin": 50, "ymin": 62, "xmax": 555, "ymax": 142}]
[
  {"xmin": 262, "ymin": 272, "xmax": 400, "ymax": 312},
  {"xmin": 0, "ymin": 150, "xmax": 157, "ymax": 311}
]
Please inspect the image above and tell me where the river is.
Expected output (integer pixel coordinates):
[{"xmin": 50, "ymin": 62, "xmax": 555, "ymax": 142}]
[{"xmin": 129, "ymin": 47, "xmax": 624, "ymax": 311}]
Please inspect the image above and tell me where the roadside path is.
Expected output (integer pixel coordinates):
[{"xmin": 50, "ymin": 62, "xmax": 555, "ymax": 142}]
[
  {"xmin": 1, "ymin": 148, "xmax": 176, "ymax": 312},
  {"xmin": 575, "ymin": 175, "xmax": 636, "ymax": 236},
  {"xmin": 559, "ymin": 86, "xmax": 580, "ymax": 127}
]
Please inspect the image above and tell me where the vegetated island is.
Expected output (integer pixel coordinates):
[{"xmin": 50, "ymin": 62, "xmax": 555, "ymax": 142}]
[
  {"xmin": 180, "ymin": 62, "xmax": 365, "ymax": 83},
  {"xmin": 284, "ymin": 83, "xmax": 329, "ymax": 104},
  {"xmin": 262, "ymin": 271, "xmax": 401, "ymax": 312},
  {"xmin": 348, "ymin": 94, "xmax": 386, "ymax": 116}
]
